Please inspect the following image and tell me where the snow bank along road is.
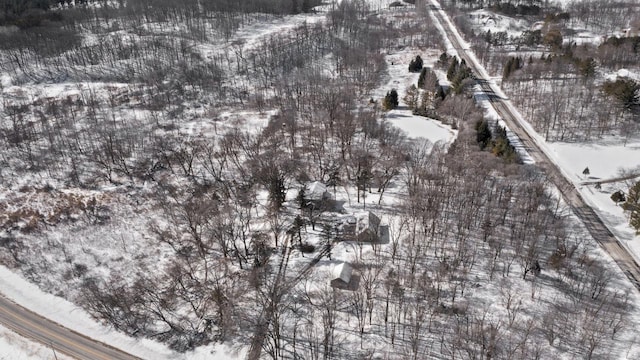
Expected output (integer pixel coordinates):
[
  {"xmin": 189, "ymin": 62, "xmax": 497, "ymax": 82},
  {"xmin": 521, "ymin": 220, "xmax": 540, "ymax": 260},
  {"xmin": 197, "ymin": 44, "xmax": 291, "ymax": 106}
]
[
  {"xmin": 0, "ymin": 295, "xmax": 141, "ymax": 360},
  {"xmin": 428, "ymin": 2, "xmax": 640, "ymax": 289}
]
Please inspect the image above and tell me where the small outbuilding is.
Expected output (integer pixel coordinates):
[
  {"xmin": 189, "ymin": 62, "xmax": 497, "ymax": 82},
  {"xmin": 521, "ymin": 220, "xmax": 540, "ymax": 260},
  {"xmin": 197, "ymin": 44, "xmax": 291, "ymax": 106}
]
[
  {"xmin": 331, "ymin": 262, "xmax": 353, "ymax": 289},
  {"xmin": 305, "ymin": 181, "xmax": 332, "ymax": 202}
]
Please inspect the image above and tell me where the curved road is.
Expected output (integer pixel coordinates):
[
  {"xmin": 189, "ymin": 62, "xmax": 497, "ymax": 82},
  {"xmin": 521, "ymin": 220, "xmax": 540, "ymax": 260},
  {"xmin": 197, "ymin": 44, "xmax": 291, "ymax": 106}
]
[
  {"xmin": 428, "ymin": 1, "xmax": 640, "ymax": 289},
  {"xmin": 0, "ymin": 295, "xmax": 142, "ymax": 360}
]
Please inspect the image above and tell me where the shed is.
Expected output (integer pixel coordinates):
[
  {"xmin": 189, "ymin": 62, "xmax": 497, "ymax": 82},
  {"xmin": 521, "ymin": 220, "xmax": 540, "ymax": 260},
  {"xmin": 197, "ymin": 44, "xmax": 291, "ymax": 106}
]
[
  {"xmin": 305, "ymin": 181, "xmax": 331, "ymax": 202},
  {"xmin": 331, "ymin": 262, "xmax": 352, "ymax": 289}
]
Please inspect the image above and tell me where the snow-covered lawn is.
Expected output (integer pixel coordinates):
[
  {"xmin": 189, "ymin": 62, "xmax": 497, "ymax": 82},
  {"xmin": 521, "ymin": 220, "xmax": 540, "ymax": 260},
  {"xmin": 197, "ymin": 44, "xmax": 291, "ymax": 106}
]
[
  {"xmin": 548, "ymin": 140, "xmax": 640, "ymax": 262},
  {"xmin": 380, "ymin": 49, "xmax": 457, "ymax": 144}
]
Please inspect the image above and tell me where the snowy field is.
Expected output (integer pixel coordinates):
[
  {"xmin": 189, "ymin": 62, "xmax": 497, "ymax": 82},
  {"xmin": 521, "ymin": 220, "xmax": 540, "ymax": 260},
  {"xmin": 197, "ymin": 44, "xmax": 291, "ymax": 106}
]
[
  {"xmin": 381, "ymin": 50, "xmax": 458, "ymax": 144},
  {"xmin": 548, "ymin": 140, "xmax": 640, "ymax": 262}
]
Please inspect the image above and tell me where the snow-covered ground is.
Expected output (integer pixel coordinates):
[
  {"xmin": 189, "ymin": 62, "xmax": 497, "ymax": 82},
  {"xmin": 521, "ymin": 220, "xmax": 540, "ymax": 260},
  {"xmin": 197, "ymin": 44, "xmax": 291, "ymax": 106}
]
[
  {"xmin": 432, "ymin": 0, "xmax": 640, "ymax": 280},
  {"xmin": 467, "ymin": 9, "xmax": 530, "ymax": 38},
  {"xmin": 548, "ymin": 140, "xmax": 640, "ymax": 262},
  {"xmin": 380, "ymin": 50, "xmax": 457, "ymax": 144},
  {"xmin": 0, "ymin": 324, "xmax": 73, "ymax": 360},
  {"xmin": 0, "ymin": 0, "xmax": 638, "ymax": 358}
]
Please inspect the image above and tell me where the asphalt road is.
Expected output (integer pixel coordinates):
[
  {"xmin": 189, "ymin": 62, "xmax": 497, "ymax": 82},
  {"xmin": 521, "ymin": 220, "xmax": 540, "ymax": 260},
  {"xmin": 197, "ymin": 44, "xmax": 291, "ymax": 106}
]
[
  {"xmin": 0, "ymin": 295, "xmax": 142, "ymax": 360},
  {"xmin": 428, "ymin": 1, "xmax": 640, "ymax": 290}
]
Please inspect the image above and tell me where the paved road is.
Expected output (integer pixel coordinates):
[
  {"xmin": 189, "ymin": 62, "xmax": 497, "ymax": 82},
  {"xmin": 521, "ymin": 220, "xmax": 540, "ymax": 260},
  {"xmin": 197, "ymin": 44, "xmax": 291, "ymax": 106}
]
[
  {"xmin": 428, "ymin": 1, "xmax": 640, "ymax": 290},
  {"xmin": 0, "ymin": 295, "xmax": 142, "ymax": 360}
]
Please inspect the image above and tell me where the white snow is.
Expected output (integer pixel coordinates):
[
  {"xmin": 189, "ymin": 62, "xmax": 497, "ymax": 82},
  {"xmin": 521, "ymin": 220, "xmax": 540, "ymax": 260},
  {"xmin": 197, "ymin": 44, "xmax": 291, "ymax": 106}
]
[
  {"xmin": 0, "ymin": 265, "xmax": 246, "ymax": 360},
  {"xmin": 431, "ymin": 0, "xmax": 640, "ymax": 281},
  {"xmin": 548, "ymin": 140, "xmax": 640, "ymax": 262},
  {"xmin": 467, "ymin": 9, "xmax": 530, "ymax": 38},
  {"xmin": 0, "ymin": 74, "xmax": 11, "ymax": 88},
  {"xmin": 0, "ymin": 324, "xmax": 73, "ymax": 360},
  {"xmin": 377, "ymin": 49, "xmax": 457, "ymax": 144}
]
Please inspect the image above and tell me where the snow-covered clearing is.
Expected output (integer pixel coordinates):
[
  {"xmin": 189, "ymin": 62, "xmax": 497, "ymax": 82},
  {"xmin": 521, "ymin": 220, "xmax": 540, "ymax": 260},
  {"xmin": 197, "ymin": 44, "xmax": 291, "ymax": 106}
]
[
  {"xmin": 467, "ymin": 9, "xmax": 530, "ymax": 38},
  {"xmin": 548, "ymin": 140, "xmax": 640, "ymax": 262},
  {"xmin": 380, "ymin": 50, "xmax": 457, "ymax": 143}
]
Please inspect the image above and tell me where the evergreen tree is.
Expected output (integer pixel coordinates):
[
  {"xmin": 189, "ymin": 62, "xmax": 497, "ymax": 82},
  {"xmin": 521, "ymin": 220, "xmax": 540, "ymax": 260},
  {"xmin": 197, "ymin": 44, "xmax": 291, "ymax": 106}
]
[
  {"xmin": 408, "ymin": 55, "xmax": 423, "ymax": 72},
  {"xmin": 447, "ymin": 57, "xmax": 459, "ymax": 81},
  {"xmin": 611, "ymin": 190, "xmax": 626, "ymax": 204},
  {"xmin": 435, "ymin": 85, "xmax": 446, "ymax": 101},
  {"xmin": 437, "ymin": 52, "xmax": 449, "ymax": 67},
  {"xmin": 603, "ymin": 79, "xmax": 640, "ymax": 110},
  {"xmin": 417, "ymin": 68, "xmax": 427, "ymax": 89},
  {"xmin": 578, "ymin": 57, "xmax": 596, "ymax": 79},
  {"xmin": 475, "ymin": 120, "xmax": 492, "ymax": 150},
  {"xmin": 297, "ymin": 186, "xmax": 308, "ymax": 210},
  {"xmin": 383, "ymin": 89, "xmax": 399, "ymax": 110}
]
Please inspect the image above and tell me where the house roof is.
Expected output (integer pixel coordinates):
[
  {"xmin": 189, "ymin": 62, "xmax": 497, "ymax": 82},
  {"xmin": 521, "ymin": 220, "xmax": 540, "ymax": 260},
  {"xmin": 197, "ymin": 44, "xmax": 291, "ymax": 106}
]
[
  {"xmin": 355, "ymin": 211, "xmax": 380, "ymax": 234},
  {"xmin": 332, "ymin": 262, "xmax": 352, "ymax": 284},
  {"xmin": 305, "ymin": 181, "xmax": 328, "ymax": 201}
]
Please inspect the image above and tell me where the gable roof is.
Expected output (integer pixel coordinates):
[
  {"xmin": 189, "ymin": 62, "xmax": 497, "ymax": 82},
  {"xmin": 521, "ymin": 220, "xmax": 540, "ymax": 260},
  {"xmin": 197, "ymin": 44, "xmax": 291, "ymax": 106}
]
[
  {"xmin": 332, "ymin": 262, "xmax": 352, "ymax": 284},
  {"xmin": 305, "ymin": 181, "xmax": 328, "ymax": 201}
]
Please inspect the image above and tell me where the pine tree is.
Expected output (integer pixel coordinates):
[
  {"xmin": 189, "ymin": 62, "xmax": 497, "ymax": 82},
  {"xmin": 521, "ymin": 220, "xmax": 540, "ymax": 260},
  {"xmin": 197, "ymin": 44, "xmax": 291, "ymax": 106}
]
[
  {"xmin": 435, "ymin": 85, "xmax": 446, "ymax": 101},
  {"xmin": 383, "ymin": 89, "xmax": 399, "ymax": 110},
  {"xmin": 611, "ymin": 190, "xmax": 626, "ymax": 204},
  {"xmin": 447, "ymin": 57, "xmax": 459, "ymax": 81},
  {"xmin": 438, "ymin": 52, "xmax": 449, "ymax": 67},
  {"xmin": 475, "ymin": 120, "xmax": 492, "ymax": 150},
  {"xmin": 408, "ymin": 55, "xmax": 423, "ymax": 72},
  {"xmin": 418, "ymin": 68, "xmax": 427, "ymax": 88}
]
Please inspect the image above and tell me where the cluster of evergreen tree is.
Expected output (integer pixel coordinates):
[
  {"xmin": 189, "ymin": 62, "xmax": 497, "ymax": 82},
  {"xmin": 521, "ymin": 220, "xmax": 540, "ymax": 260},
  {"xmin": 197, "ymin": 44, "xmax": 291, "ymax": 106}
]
[
  {"xmin": 446, "ymin": 56, "xmax": 473, "ymax": 94},
  {"xmin": 602, "ymin": 79, "xmax": 640, "ymax": 110},
  {"xmin": 475, "ymin": 120, "xmax": 519, "ymax": 163},
  {"xmin": 502, "ymin": 56, "xmax": 523, "ymax": 80},
  {"xmin": 623, "ymin": 181, "xmax": 640, "ymax": 234},
  {"xmin": 408, "ymin": 54, "xmax": 423, "ymax": 72},
  {"xmin": 383, "ymin": 89, "xmax": 399, "ymax": 110}
]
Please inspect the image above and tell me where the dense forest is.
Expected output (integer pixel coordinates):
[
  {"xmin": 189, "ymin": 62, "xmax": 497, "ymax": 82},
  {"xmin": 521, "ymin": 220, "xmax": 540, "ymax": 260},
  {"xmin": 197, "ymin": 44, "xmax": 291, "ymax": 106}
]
[{"xmin": 0, "ymin": 0, "xmax": 639, "ymax": 358}]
